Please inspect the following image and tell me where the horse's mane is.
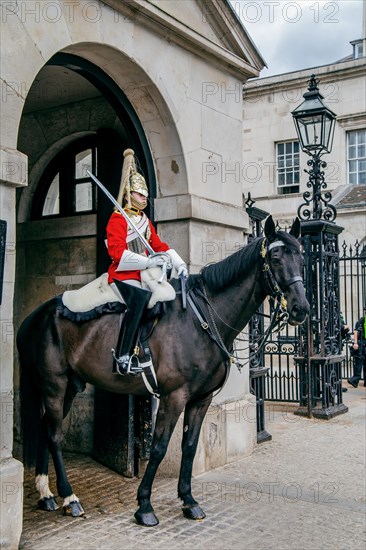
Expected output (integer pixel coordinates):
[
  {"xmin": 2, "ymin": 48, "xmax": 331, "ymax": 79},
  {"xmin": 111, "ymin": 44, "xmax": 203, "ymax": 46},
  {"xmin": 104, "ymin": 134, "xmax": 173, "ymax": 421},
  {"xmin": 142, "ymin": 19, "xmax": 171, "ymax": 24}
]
[
  {"xmin": 199, "ymin": 237, "xmax": 262, "ymax": 292},
  {"xmin": 188, "ymin": 230, "xmax": 299, "ymax": 293}
]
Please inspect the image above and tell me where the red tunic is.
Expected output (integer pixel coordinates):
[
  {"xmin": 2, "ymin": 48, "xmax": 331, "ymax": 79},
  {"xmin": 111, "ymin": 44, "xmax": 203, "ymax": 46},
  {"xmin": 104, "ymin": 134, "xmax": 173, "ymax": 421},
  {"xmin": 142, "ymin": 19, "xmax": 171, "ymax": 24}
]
[{"xmin": 106, "ymin": 211, "xmax": 169, "ymax": 283}]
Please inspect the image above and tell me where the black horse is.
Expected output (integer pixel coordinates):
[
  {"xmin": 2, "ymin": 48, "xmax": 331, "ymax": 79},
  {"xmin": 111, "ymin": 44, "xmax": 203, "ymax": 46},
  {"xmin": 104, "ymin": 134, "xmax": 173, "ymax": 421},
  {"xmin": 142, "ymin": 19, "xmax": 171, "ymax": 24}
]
[{"xmin": 18, "ymin": 216, "xmax": 309, "ymax": 526}]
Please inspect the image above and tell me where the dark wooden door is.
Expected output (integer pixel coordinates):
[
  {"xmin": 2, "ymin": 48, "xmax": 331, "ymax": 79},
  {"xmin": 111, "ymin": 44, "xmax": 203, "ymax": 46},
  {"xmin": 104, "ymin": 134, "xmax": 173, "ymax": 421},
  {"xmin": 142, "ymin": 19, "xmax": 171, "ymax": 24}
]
[{"xmin": 92, "ymin": 129, "xmax": 153, "ymax": 477}]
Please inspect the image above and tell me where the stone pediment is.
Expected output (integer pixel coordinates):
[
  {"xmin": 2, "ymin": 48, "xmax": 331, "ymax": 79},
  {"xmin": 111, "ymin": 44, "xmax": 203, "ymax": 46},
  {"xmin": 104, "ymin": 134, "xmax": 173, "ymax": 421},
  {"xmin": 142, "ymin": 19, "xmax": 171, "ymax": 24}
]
[{"xmin": 102, "ymin": 0, "xmax": 265, "ymax": 78}]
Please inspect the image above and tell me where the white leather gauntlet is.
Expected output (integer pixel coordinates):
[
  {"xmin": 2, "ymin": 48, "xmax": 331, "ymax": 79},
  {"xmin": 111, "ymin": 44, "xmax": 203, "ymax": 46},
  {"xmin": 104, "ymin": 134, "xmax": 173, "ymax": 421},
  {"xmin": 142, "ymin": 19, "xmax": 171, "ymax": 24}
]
[
  {"xmin": 116, "ymin": 250, "xmax": 149, "ymax": 271},
  {"xmin": 166, "ymin": 249, "xmax": 188, "ymax": 277}
]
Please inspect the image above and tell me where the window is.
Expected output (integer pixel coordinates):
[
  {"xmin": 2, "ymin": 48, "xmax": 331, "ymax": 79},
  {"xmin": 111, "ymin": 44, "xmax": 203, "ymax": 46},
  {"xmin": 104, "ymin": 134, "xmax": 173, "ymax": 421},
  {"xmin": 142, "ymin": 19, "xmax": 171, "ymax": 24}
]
[
  {"xmin": 34, "ymin": 137, "xmax": 98, "ymax": 219},
  {"xmin": 352, "ymin": 41, "xmax": 364, "ymax": 59},
  {"xmin": 42, "ymin": 173, "xmax": 59, "ymax": 216},
  {"xmin": 74, "ymin": 149, "xmax": 94, "ymax": 212},
  {"xmin": 347, "ymin": 130, "xmax": 366, "ymax": 185},
  {"xmin": 276, "ymin": 141, "xmax": 300, "ymax": 194},
  {"xmin": 355, "ymin": 43, "xmax": 364, "ymax": 59}
]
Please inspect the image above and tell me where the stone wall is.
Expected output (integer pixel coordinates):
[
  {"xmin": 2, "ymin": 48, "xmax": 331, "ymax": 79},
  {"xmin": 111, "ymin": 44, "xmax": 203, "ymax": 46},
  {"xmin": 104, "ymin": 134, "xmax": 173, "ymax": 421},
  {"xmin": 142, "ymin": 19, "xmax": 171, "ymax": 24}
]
[{"xmin": 1, "ymin": 1, "xmax": 263, "ymax": 545}]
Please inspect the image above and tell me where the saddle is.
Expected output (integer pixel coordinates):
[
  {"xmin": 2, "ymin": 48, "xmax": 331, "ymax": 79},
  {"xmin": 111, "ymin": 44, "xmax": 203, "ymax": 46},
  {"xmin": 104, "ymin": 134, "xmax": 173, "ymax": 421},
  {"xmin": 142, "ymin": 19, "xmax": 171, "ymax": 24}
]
[{"xmin": 58, "ymin": 272, "xmax": 172, "ymax": 397}]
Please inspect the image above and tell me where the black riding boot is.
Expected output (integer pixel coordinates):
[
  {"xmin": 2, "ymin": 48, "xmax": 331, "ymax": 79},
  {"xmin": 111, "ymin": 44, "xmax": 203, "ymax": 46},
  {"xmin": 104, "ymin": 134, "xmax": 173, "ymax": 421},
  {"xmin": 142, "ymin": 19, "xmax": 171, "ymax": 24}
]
[{"xmin": 112, "ymin": 280, "xmax": 152, "ymax": 375}]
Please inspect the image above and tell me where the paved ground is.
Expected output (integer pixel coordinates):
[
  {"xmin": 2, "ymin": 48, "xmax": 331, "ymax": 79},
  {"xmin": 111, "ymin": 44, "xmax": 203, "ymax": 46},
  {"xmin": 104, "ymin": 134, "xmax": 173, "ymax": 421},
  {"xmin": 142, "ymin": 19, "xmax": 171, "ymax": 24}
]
[{"xmin": 18, "ymin": 383, "xmax": 366, "ymax": 550}]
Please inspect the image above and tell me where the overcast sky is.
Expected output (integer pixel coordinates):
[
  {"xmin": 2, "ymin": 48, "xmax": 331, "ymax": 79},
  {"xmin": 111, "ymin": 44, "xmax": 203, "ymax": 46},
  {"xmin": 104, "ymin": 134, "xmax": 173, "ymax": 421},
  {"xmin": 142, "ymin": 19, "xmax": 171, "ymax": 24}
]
[{"xmin": 229, "ymin": 0, "xmax": 364, "ymax": 77}]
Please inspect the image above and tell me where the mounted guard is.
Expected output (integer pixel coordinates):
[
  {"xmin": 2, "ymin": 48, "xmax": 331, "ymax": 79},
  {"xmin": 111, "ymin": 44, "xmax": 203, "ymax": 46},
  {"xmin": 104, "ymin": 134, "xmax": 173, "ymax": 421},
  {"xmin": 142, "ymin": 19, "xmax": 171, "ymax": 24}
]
[
  {"xmin": 103, "ymin": 148, "xmax": 187, "ymax": 375},
  {"xmin": 17, "ymin": 210, "xmax": 309, "ymax": 524}
]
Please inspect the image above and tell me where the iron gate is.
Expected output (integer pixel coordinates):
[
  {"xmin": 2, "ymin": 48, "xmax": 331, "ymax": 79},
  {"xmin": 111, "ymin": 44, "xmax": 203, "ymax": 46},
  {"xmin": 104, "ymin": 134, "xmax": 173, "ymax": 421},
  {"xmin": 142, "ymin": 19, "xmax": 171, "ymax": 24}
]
[
  {"xmin": 339, "ymin": 241, "xmax": 366, "ymax": 380},
  {"xmin": 262, "ymin": 240, "xmax": 365, "ymax": 401}
]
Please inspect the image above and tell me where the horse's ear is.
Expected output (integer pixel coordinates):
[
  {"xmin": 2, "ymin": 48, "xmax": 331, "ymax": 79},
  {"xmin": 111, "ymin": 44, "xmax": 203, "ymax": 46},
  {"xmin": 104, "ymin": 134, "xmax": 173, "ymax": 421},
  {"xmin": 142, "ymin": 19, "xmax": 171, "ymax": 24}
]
[
  {"xmin": 264, "ymin": 215, "xmax": 276, "ymax": 242},
  {"xmin": 289, "ymin": 217, "xmax": 301, "ymax": 239}
]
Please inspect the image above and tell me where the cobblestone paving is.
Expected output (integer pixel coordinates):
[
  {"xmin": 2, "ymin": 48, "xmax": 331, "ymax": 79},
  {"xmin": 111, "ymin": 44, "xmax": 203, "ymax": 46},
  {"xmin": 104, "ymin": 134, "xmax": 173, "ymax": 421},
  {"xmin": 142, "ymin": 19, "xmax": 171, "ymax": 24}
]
[{"xmin": 19, "ymin": 387, "xmax": 366, "ymax": 550}]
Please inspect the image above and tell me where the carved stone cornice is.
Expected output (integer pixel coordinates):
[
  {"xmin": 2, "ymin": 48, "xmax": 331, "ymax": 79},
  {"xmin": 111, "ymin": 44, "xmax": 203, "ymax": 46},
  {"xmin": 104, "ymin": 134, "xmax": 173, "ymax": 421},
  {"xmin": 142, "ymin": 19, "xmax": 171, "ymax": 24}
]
[
  {"xmin": 336, "ymin": 112, "xmax": 366, "ymax": 129},
  {"xmin": 243, "ymin": 57, "xmax": 366, "ymax": 97},
  {"xmin": 101, "ymin": 0, "xmax": 264, "ymax": 78}
]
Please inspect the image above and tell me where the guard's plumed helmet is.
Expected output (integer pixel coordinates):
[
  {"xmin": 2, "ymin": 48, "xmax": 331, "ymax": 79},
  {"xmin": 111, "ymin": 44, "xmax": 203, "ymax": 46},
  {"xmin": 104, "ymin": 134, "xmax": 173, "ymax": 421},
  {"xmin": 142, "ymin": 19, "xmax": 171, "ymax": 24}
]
[{"xmin": 116, "ymin": 149, "xmax": 148, "ymax": 209}]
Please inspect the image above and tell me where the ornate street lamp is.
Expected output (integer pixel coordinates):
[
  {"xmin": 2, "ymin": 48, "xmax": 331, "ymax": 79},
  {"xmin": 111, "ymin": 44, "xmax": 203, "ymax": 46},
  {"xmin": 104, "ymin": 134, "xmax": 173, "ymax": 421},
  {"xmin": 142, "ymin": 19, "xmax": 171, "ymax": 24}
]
[
  {"xmin": 292, "ymin": 76, "xmax": 347, "ymax": 419},
  {"xmin": 292, "ymin": 74, "xmax": 337, "ymax": 221}
]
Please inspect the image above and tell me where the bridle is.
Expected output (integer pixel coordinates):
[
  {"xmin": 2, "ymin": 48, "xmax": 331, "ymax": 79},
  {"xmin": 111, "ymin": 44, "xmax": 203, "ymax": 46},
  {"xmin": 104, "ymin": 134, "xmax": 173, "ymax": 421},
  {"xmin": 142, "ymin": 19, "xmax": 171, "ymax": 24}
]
[
  {"xmin": 261, "ymin": 237, "xmax": 303, "ymax": 323},
  {"xmin": 242, "ymin": 236, "xmax": 304, "ymax": 361}
]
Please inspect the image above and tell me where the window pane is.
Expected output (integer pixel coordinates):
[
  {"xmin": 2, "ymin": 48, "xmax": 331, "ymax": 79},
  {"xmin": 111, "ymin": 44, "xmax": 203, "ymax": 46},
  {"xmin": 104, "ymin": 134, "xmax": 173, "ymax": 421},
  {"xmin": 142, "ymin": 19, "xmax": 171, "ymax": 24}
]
[
  {"xmin": 349, "ymin": 160, "xmax": 357, "ymax": 172},
  {"xmin": 349, "ymin": 172, "xmax": 356, "ymax": 184},
  {"xmin": 348, "ymin": 132, "xmax": 356, "ymax": 146},
  {"xmin": 357, "ymin": 130, "xmax": 366, "ymax": 144},
  {"xmin": 294, "ymin": 142, "xmax": 299, "ymax": 153},
  {"xmin": 42, "ymin": 174, "xmax": 59, "ymax": 216},
  {"xmin": 348, "ymin": 145, "xmax": 357, "ymax": 159},
  {"xmin": 285, "ymin": 142, "xmax": 292, "ymax": 154},
  {"xmin": 75, "ymin": 149, "xmax": 92, "ymax": 179},
  {"xmin": 359, "ymin": 171, "xmax": 366, "ymax": 184},
  {"xmin": 278, "ymin": 143, "xmax": 284, "ymax": 155},
  {"xmin": 358, "ymin": 144, "xmax": 365, "ymax": 157},
  {"xmin": 75, "ymin": 182, "xmax": 93, "ymax": 212}
]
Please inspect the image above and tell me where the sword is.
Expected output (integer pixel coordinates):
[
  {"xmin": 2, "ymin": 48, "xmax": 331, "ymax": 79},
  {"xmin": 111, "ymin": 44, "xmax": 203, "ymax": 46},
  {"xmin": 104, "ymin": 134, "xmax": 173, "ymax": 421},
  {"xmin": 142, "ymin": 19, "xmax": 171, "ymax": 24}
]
[
  {"xmin": 180, "ymin": 272, "xmax": 187, "ymax": 309},
  {"xmin": 87, "ymin": 170, "xmax": 154, "ymax": 256}
]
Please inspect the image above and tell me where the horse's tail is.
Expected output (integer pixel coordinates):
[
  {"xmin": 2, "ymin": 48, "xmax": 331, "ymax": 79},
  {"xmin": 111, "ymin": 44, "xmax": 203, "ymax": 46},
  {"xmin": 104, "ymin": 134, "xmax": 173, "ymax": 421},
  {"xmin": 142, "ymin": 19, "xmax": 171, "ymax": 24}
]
[
  {"xmin": 17, "ymin": 309, "xmax": 46, "ymax": 469},
  {"xmin": 19, "ymin": 358, "xmax": 42, "ymax": 468}
]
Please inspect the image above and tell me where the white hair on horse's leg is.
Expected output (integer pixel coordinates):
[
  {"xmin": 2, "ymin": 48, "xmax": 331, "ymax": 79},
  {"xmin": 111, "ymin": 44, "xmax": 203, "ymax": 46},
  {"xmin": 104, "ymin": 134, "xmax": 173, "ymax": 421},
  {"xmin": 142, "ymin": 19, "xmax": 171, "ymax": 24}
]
[
  {"xmin": 35, "ymin": 474, "xmax": 54, "ymax": 499},
  {"xmin": 63, "ymin": 494, "xmax": 80, "ymax": 506}
]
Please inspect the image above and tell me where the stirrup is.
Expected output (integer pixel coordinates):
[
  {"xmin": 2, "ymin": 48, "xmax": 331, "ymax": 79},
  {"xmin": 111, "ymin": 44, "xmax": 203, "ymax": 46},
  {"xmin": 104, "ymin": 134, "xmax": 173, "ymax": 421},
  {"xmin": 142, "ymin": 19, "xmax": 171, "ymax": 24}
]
[{"xmin": 112, "ymin": 349, "xmax": 141, "ymax": 376}]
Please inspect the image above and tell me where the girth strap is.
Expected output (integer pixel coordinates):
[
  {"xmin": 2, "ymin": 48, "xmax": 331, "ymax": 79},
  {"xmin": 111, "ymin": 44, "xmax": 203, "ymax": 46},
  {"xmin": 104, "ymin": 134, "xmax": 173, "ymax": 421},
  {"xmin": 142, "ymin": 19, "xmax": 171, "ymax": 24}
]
[
  {"xmin": 139, "ymin": 342, "xmax": 160, "ymax": 398},
  {"xmin": 126, "ymin": 337, "xmax": 160, "ymax": 398}
]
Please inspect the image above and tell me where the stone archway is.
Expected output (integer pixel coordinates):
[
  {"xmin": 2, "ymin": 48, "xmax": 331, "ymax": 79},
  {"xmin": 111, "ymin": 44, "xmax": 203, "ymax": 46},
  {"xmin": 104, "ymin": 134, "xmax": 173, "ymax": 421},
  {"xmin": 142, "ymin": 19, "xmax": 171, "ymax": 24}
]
[{"xmin": 14, "ymin": 46, "xmax": 187, "ymax": 478}]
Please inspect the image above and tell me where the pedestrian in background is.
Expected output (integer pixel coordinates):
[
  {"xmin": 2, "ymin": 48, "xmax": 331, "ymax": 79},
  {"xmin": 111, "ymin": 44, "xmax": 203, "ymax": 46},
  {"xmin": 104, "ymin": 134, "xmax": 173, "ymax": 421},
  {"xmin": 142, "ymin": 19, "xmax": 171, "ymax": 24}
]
[{"xmin": 348, "ymin": 311, "xmax": 366, "ymax": 388}]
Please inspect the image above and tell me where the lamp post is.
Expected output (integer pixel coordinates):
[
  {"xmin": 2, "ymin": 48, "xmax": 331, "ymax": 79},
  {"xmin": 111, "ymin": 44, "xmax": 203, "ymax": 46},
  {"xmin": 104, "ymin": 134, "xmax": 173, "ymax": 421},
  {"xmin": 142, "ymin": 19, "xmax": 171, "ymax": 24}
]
[
  {"xmin": 291, "ymin": 75, "xmax": 348, "ymax": 419},
  {"xmin": 292, "ymin": 74, "xmax": 337, "ymax": 221},
  {"xmin": 245, "ymin": 193, "xmax": 272, "ymax": 443}
]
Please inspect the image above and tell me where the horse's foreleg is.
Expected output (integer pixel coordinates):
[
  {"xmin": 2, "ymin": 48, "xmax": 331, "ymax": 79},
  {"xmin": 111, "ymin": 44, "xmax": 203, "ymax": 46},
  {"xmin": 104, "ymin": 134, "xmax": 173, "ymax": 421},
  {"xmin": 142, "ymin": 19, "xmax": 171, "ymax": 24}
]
[
  {"xmin": 178, "ymin": 394, "xmax": 213, "ymax": 521},
  {"xmin": 135, "ymin": 393, "xmax": 186, "ymax": 527},
  {"xmin": 35, "ymin": 416, "xmax": 59, "ymax": 511}
]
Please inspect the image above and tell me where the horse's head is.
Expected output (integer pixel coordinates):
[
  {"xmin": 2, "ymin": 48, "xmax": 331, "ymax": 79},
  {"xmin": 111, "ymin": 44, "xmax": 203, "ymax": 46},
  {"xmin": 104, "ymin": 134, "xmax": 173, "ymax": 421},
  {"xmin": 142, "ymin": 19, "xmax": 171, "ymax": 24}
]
[{"xmin": 264, "ymin": 216, "xmax": 310, "ymax": 326}]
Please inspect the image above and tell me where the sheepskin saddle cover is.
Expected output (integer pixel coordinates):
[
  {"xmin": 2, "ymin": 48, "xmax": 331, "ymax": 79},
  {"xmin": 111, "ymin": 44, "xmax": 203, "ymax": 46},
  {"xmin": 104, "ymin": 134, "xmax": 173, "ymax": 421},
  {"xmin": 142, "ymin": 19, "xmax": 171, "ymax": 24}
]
[{"xmin": 62, "ymin": 269, "xmax": 176, "ymax": 313}]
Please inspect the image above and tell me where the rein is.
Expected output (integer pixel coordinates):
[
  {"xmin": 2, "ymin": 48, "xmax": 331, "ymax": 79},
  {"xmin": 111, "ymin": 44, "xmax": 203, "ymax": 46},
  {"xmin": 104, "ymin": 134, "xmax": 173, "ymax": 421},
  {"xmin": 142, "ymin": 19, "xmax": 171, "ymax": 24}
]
[{"xmin": 187, "ymin": 290, "xmax": 236, "ymax": 366}]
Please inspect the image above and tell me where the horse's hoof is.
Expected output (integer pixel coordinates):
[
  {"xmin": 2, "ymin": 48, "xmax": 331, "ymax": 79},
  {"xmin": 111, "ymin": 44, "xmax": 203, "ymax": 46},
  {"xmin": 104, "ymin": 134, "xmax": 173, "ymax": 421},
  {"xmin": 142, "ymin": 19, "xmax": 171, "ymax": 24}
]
[
  {"xmin": 63, "ymin": 500, "xmax": 85, "ymax": 517},
  {"xmin": 37, "ymin": 496, "xmax": 59, "ymax": 511},
  {"xmin": 134, "ymin": 509, "xmax": 159, "ymax": 527},
  {"xmin": 182, "ymin": 504, "xmax": 206, "ymax": 520}
]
